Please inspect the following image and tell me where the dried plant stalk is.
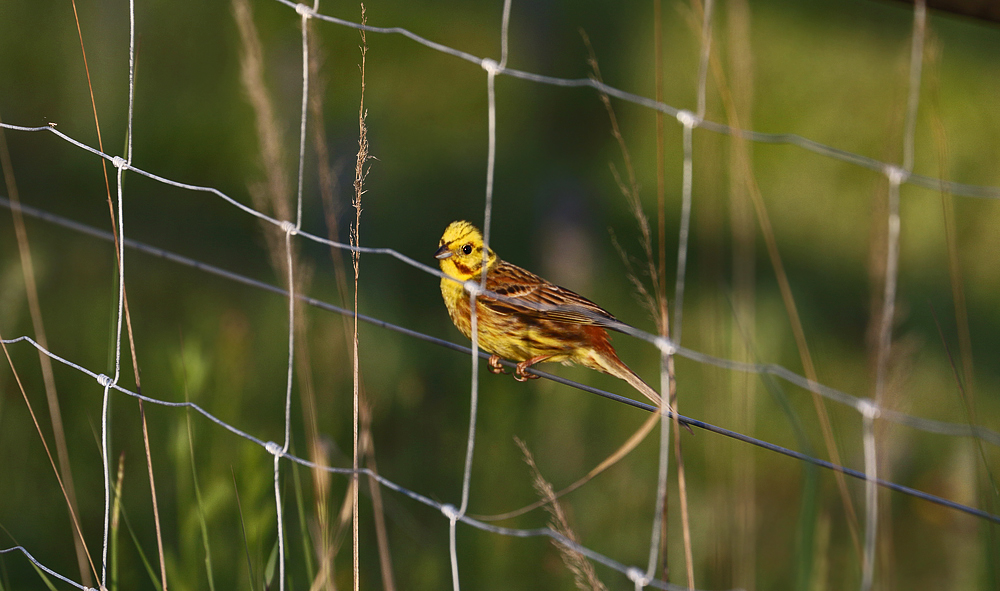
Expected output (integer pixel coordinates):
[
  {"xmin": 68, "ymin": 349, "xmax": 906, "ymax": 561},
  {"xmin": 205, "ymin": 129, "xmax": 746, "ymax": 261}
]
[{"xmin": 516, "ymin": 438, "xmax": 608, "ymax": 591}]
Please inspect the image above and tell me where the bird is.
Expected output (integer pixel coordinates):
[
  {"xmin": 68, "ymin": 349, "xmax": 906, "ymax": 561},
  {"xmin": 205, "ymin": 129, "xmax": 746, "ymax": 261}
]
[{"xmin": 435, "ymin": 220, "xmax": 663, "ymax": 407}]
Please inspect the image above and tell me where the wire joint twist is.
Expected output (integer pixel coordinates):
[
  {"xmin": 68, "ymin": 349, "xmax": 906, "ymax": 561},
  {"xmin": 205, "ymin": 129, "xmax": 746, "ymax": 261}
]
[
  {"xmin": 265, "ymin": 441, "xmax": 285, "ymax": 457},
  {"xmin": 481, "ymin": 57, "xmax": 501, "ymax": 76},
  {"xmin": 440, "ymin": 503, "xmax": 460, "ymax": 522},
  {"xmin": 675, "ymin": 109, "xmax": 702, "ymax": 129}
]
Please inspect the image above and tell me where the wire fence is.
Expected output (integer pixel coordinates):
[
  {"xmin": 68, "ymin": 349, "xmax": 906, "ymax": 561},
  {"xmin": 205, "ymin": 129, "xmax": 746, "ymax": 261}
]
[
  {"xmin": 2, "ymin": 193, "xmax": 999, "ymax": 532},
  {"xmin": 1, "ymin": 0, "xmax": 998, "ymax": 589}
]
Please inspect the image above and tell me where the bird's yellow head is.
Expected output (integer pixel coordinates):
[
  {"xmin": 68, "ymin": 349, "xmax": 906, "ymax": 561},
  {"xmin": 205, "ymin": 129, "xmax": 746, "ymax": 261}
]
[{"xmin": 434, "ymin": 221, "xmax": 497, "ymax": 281}]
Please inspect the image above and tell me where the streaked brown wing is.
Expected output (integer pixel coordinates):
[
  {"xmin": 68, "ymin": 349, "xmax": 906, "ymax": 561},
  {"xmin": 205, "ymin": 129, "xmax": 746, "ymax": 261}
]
[{"xmin": 481, "ymin": 261, "xmax": 619, "ymax": 328}]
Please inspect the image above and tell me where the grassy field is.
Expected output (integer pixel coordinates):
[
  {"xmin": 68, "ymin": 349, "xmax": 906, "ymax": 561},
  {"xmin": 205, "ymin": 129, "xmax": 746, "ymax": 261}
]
[{"xmin": 1, "ymin": 0, "xmax": 999, "ymax": 589}]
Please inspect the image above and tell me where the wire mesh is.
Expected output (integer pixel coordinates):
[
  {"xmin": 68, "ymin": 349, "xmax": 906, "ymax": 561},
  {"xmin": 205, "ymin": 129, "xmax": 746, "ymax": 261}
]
[{"xmin": 1, "ymin": 0, "xmax": 998, "ymax": 589}]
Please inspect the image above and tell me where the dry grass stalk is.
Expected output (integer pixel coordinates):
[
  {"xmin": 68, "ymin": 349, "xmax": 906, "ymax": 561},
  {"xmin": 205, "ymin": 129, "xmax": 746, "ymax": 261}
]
[
  {"xmin": 233, "ymin": 0, "xmax": 291, "ymax": 222},
  {"xmin": 14, "ymin": 4, "xmax": 151, "ymax": 583},
  {"xmin": 305, "ymin": 37, "xmax": 339, "ymax": 591},
  {"xmin": 351, "ymin": 7, "xmax": 372, "ymax": 591},
  {"xmin": 876, "ymin": 335, "xmax": 919, "ymax": 590},
  {"xmin": 925, "ymin": 34, "xmax": 998, "ymax": 583},
  {"xmin": 859, "ymin": 14, "xmax": 926, "ymax": 584},
  {"xmin": 680, "ymin": 0, "xmax": 864, "ymax": 562},
  {"xmin": 137, "ymin": 391, "xmax": 169, "ymax": 591},
  {"xmin": 724, "ymin": 0, "xmax": 759, "ymax": 587},
  {"xmin": 0, "ymin": 118, "xmax": 97, "ymax": 588},
  {"xmin": 310, "ymin": 407, "xmax": 381, "ymax": 590},
  {"xmin": 0, "ymin": 119, "xmax": 92, "ymax": 587},
  {"xmin": 474, "ymin": 411, "xmax": 661, "ymax": 522},
  {"xmin": 110, "ymin": 451, "xmax": 127, "ymax": 588},
  {"xmin": 233, "ymin": 5, "xmax": 343, "ymax": 591},
  {"xmin": 925, "ymin": 34, "xmax": 974, "ymax": 408},
  {"xmin": 866, "ymin": 9, "xmax": 929, "ymax": 583},
  {"xmin": 66, "ymin": 3, "xmax": 169, "ymax": 583},
  {"xmin": 307, "ymin": 24, "xmax": 395, "ymax": 591},
  {"xmin": 580, "ymin": 31, "xmax": 664, "ymax": 333},
  {"xmin": 298, "ymin": 14, "xmax": 393, "ymax": 589},
  {"xmin": 360, "ymin": 400, "xmax": 396, "ymax": 590},
  {"xmin": 313, "ymin": 479, "xmax": 357, "ymax": 590},
  {"xmin": 515, "ymin": 438, "xmax": 608, "ymax": 591},
  {"xmin": 669, "ymin": 380, "xmax": 692, "ymax": 589},
  {"xmin": 233, "ymin": 0, "xmax": 315, "ymax": 302},
  {"xmin": 653, "ymin": 0, "xmax": 667, "ymax": 331},
  {"xmin": 0, "ymin": 332, "xmax": 99, "ymax": 582},
  {"xmin": 653, "ymin": 3, "xmax": 670, "ymax": 574},
  {"xmin": 9, "ymin": 27, "xmax": 171, "ymax": 578},
  {"xmin": 233, "ymin": 0, "xmax": 306, "ymax": 278},
  {"xmin": 582, "ymin": 28, "xmax": 694, "ymax": 586}
]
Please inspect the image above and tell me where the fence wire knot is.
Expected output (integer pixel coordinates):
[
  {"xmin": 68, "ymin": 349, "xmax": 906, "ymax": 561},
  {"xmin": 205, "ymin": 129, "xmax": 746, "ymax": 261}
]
[
  {"xmin": 265, "ymin": 441, "xmax": 285, "ymax": 457},
  {"xmin": 96, "ymin": 374, "xmax": 113, "ymax": 388},
  {"xmin": 626, "ymin": 566, "xmax": 649, "ymax": 587},
  {"xmin": 654, "ymin": 336, "xmax": 676, "ymax": 356},
  {"xmin": 481, "ymin": 57, "xmax": 500, "ymax": 76},
  {"xmin": 111, "ymin": 156, "xmax": 127, "ymax": 170},
  {"xmin": 463, "ymin": 280, "xmax": 482, "ymax": 297},
  {"xmin": 440, "ymin": 503, "xmax": 460, "ymax": 522},
  {"xmin": 295, "ymin": 2, "xmax": 315, "ymax": 17},
  {"xmin": 675, "ymin": 109, "xmax": 701, "ymax": 129},
  {"xmin": 859, "ymin": 398, "xmax": 881, "ymax": 420},
  {"xmin": 884, "ymin": 164, "xmax": 909, "ymax": 186},
  {"xmin": 279, "ymin": 220, "xmax": 298, "ymax": 235}
]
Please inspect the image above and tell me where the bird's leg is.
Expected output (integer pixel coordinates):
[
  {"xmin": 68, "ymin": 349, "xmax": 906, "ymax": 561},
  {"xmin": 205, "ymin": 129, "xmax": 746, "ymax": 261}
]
[
  {"xmin": 514, "ymin": 355, "xmax": 551, "ymax": 382},
  {"xmin": 487, "ymin": 354, "xmax": 509, "ymax": 375}
]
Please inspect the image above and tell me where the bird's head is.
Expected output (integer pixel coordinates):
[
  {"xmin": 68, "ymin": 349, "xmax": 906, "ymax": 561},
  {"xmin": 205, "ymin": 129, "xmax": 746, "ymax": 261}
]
[{"xmin": 434, "ymin": 220, "xmax": 497, "ymax": 280}]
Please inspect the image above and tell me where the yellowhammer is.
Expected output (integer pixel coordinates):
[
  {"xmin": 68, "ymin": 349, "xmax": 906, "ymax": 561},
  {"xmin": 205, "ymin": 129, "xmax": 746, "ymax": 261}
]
[{"xmin": 435, "ymin": 220, "xmax": 662, "ymax": 406}]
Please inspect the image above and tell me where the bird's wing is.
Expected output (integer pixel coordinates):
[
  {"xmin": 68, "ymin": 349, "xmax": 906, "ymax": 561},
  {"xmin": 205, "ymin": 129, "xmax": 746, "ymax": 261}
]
[{"xmin": 480, "ymin": 261, "xmax": 620, "ymax": 328}]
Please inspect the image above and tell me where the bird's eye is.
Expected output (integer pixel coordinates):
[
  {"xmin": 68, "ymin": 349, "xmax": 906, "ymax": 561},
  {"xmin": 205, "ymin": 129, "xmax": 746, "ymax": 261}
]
[{"xmin": 462, "ymin": 244, "xmax": 473, "ymax": 255}]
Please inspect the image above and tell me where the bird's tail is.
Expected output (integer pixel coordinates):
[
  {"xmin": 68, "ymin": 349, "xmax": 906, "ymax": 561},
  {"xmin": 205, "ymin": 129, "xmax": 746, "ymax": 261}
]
[
  {"xmin": 581, "ymin": 343, "xmax": 691, "ymax": 432},
  {"xmin": 606, "ymin": 356, "xmax": 665, "ymax": 407},
  {"xmin": 582, "ymin": 346, "xmax": 664, "ymax": 407}
]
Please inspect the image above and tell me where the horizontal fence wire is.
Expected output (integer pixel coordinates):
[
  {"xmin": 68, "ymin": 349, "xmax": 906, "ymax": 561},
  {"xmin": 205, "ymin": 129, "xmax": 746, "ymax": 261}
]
[
  {"xmin": 274, "ymin": 0, "xmax": 1000, "ymax": 200},
  {"xmin": 0, "ymin": 547, "xmax": 90, "ymax": 591},
  {"xmin": 1, "ymin": 191, "xmax": 996, "ymax": 446},
  {"xmin": 1, "ymin": 194, "xmax": 998, "ymax": 529},
  {"xmin": 2, "ymin": 326, "xmax": 999, "ymax": 591},
  {"xmin": 2, "ymin": 324, "xmax": 998, "ymax": 591},
  {"xmin": 1, "ymin": 4, "xmax": 998, "ymax": 433}
]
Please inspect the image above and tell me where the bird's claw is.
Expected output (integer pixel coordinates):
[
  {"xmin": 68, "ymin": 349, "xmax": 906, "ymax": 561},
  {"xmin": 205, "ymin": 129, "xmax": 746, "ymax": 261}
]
[
  {"xmin": 513, "ymin": 361, "xmax": 541, "ymax": 381},
  {"xmin": 488, "ymin": 355, "xmax": 509, "ymax": 375},
  {"xmin": 488, "ymin": 355, "xmax": 543, "ymax": 381}
]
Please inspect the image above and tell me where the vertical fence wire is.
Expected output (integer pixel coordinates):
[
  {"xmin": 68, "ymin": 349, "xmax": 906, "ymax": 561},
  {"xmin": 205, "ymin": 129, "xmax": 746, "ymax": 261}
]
[
  {"xmin": 294, "ymin": 4, "xmax": 313, "ymax": 231},
  {"xmin": 861, "ymin": 401, "xmax": 879, "ymax": 591},
  {"xmin": 100, "ymin": 1, "xmax": 136, "ymax": 586},
  {"xmin": 448, "ymin": 2, "xmax": 514, "ymax": 589},
  {"xmin": 644, "ymin": 0, "xmax": 714, "ymax": 585},
  {"xmin": 864, "ymin": 2, "xmax": 926, "ymax": 589}
]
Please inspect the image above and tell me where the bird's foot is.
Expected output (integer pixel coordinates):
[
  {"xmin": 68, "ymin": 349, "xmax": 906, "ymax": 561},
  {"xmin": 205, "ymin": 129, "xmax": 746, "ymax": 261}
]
[
  {"xmin": 513, "ymin": 356, "xmax": 550, "ymax": 381},
  {"xmin": 487, "ymin": 355, "xmax": 509, "ymax": 375}
]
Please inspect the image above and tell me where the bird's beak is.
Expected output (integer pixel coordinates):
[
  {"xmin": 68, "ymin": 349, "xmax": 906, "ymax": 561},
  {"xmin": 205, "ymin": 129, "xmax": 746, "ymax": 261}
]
[{"xmin": 434, "ymin": 244, "xmax": 453, "ymax": 260}]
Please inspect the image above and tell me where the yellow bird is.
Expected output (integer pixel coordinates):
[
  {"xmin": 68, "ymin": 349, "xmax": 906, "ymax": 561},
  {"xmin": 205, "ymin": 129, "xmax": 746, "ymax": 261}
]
[{"xmin": 435, "ymin": 221, "xmax": 662, "ymax": 406}]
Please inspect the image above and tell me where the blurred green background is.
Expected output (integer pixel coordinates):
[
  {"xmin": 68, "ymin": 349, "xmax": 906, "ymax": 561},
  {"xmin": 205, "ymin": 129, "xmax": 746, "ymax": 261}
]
[{"xmin": 1, "ymin": 0, "xmax": 999, "ymax": 589}]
